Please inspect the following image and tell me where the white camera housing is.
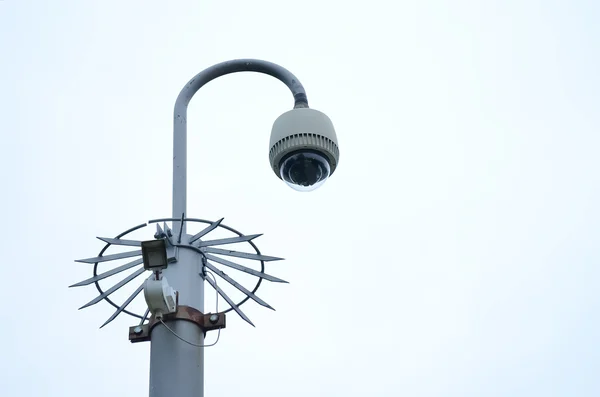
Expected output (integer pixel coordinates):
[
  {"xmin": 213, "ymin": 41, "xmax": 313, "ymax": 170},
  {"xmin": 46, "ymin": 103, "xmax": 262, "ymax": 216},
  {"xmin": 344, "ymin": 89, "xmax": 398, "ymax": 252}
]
[
  {"xmin": 144, "ymin": 276, "xmax": 177, "ymax": 318},
  {"xmin": 269, "ymin": 108, "xmax": 339, "ymax": 191}
]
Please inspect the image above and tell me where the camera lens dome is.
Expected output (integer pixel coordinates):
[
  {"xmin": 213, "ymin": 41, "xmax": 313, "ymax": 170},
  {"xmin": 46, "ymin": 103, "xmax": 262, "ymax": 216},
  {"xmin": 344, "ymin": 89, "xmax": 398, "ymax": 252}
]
[{"xmin": 279, "ymin": 151, "xmax": 331, "ymax": 192}]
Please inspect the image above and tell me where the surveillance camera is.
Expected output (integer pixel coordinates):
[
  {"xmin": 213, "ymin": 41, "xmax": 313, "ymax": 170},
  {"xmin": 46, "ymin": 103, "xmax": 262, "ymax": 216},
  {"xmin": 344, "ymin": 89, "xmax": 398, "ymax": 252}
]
[{"xmin": 269, "ymin": 108, "xmax": 339, "ymax": 191}]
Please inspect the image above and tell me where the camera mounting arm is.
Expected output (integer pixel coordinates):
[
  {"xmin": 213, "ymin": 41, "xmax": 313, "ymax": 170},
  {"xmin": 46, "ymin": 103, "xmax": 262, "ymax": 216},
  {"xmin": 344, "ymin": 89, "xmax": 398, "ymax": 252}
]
[{"xmin": 172, "ymin": 59, "xmax": 310, "ymax": 230}]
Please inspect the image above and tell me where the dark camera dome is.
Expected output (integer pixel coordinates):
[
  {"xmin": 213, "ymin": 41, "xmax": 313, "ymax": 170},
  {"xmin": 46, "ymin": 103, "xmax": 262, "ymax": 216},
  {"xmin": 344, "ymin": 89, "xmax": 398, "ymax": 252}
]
[{"xmin": 279, "ymin": 151, "xmax": 331, "ymax": 192}]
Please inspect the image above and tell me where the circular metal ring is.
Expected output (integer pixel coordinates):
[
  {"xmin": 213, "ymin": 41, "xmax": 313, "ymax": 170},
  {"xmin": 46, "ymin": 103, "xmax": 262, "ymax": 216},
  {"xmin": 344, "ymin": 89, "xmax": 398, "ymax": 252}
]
[{"xmin": 92, "ymin": 218, "xmax": 266, "ymax": 321}]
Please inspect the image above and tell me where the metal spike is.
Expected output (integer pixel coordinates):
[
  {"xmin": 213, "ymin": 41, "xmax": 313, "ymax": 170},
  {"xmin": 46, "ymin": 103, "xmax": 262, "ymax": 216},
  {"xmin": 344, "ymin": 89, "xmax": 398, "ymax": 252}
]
[
  {"xmin": 156, "ymin": 223, "xmax": 165, "ymax": 238},
  {"xmin": 97, "ymin": 237, "xmax": 142, "ymax": 247},
  {"xmin": 204, "ymin": 273, "xmax": 255, "ymax": 327},
  {"xmin": 201, "ymin": 247, "xmax": 283, "ymax": 262},
  {"xmin": 69, "ymin": 258, "xmax": 143, "ymax": 287},
  {"xmin": 197, "ymin": 234, "xmax": 262, "ymax": 248},
  {"xmin": 205, "ymin": 254, "xmax": 288, "ymax": 283},
  {"xmin": 75, "ymin": 249, "xmax": 142, "ymax": 264},
  {"xmin": 100, "ymin": 283, "xmax": 145, "ymax": 328},
  {"xmin": 140, "ymin": 307, "xmax": 150, "ymax": 325},
  {"xmin": 204, "ymin": 262, "xmax": 274, "ymax": 310},
  {"xmin": 177, "ymin": 212, "xmax": 185, "ymax": 244},
  {"xmin": 163, "ymin": 222, "xmax": 174, "ymax": 245},
  {"xmin": 78, "ymin": 267, "xmax": 146, "ymax": 309},
  {"xmin": 189, "ymin": 218, "xmax": 224, "ymax": 244}
]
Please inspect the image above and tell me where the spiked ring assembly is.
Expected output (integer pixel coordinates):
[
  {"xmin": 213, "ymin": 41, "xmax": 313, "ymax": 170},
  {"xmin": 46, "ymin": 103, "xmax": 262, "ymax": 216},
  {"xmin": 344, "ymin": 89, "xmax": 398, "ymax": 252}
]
[{"xmin": 71, "ymin": 217, "xmax": 286, "ymax": 328}]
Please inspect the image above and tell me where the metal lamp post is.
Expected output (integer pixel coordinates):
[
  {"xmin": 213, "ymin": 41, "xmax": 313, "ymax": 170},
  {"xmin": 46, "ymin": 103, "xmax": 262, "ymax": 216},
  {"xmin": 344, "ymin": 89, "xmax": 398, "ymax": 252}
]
[{"xmin": 72, "ymin": 59, "xmax": 340, "ymax": 397}]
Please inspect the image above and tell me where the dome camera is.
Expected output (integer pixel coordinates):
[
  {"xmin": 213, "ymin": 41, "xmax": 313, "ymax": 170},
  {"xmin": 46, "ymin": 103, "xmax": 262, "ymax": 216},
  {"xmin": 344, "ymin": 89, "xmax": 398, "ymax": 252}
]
[{"xmin": 269, "ymin": 108, "xmax": 339, "ymax": 191}]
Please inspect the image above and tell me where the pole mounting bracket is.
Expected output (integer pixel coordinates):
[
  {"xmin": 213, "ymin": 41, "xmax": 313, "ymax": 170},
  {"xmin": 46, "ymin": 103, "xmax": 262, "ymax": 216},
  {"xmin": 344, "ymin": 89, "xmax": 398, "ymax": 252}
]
[{"xmin": 128, "ymin": 305, "xmax": 226, "ymax": 343}]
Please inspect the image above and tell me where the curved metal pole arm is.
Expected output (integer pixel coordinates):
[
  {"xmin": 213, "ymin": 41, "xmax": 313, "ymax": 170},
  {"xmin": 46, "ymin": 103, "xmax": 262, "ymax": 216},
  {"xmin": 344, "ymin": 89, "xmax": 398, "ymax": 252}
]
[
  {"xmin": 172, "ymin": 59, "xmax": 309, "ymax": 232},
  {"xmin": 174, "ymin": 59, "xmax": 308, "ymax": 111}
]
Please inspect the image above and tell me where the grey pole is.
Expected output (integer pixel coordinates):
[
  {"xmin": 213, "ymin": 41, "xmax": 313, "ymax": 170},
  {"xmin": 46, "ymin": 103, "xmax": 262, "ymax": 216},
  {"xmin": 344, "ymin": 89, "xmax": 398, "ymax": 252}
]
[{"xmin": 149, "ymin": 59, "xmax": 309, "ymax": 397}]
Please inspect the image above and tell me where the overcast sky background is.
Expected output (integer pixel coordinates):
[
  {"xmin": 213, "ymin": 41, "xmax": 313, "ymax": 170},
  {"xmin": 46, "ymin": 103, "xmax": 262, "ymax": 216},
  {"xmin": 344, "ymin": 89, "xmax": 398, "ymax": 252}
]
[{"xmin": 1, "ymin": 1, "xmax": 599, "ymax": 396}]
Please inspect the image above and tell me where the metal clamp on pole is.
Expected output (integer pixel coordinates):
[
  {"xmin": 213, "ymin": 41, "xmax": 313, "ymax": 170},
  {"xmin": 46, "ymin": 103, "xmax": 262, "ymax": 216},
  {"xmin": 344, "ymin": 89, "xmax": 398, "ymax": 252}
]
[{"xmin": 129, "ymin": 305, "xmax": 226, "ymax": 343}]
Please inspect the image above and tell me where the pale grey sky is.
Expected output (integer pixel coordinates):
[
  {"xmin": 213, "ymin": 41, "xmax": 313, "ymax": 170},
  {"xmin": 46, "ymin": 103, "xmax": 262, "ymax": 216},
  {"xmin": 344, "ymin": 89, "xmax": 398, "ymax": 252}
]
[{"xmin": 1, "ymin": 1, "xmax": 599, "ymax": 396}]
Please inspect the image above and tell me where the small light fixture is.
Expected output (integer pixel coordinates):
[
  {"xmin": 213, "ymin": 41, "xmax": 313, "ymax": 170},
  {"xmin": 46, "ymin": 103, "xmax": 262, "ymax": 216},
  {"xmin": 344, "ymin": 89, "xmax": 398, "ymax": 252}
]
[{"xmin": 141, "ymin": 239, "xmax": 169, "ymax": 271}]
